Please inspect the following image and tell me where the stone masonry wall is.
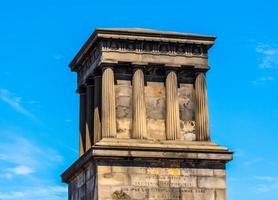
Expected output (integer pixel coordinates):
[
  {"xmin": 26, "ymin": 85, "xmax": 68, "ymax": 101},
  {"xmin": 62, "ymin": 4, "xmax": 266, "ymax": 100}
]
[
  {"xmin": 115, "ymin": 80, "xmax": 196, "ymax": 141},
  {"xmin": 98, "ymin": 165, "xmax": 226, "ymax": 200},
  {"xmin": 67, "ymin": 161, "xmax": 227, "ymax": 200},
  {"xmin": 115, "ymin": 80, "xmax": 132, "ymax": 139},
  {"xmin": 68, "ymin": 163, "xmax": 97, "ymax": 200},
  {"xmin": 178, "ymin": 83, "xmax": 195, "ymax": 141}
]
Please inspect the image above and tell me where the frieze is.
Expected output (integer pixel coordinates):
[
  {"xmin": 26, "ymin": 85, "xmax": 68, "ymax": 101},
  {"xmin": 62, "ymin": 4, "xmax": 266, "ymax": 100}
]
[
  {"xmin": 101, "ymin": 39, "xmax": 208, "ymax": 57},
  {"xmin": 77, "ymin": 39, "xmax": 209, "ymax": 85},
  {"xmin": 78, "ymin": 44, "xmax": 101, "ymax": 83}
]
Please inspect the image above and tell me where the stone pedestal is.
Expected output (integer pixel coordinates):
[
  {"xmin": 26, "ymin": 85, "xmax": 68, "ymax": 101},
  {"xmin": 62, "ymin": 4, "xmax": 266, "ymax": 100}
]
[
  {"xmin": 62, "ymin": 139, "xmax": 232, "ymax": 200},
  {"xmin": 63, "ymin": 28, "xmax": 233, "ymax": 200}
]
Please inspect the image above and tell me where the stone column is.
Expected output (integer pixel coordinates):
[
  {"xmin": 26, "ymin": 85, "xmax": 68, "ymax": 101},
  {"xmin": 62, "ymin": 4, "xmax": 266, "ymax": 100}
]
[
  {"xmin": 195, "ymin": 73, "xmax": 210, "ymax": 141},
  {"xmin": 166, "ymin": 70, "xmax": 180, "ymax": 140},
  {"xmin": 85, "ymin": 82, "xmax": 93, "ymax": 150},
  {"xmin": 78, "ymin": 87, "xmax": 86, "ymax": 157},
  {"xmin": 132, "ymin": 68, "xmax": 147, "ymax": 139},
  {"xmin": 94, "ymin": 76, "xmax": 102, "ymax": 143},
  {"xmin": 101, "ymin": 67, "xmax": 117, "ymax": 138}
]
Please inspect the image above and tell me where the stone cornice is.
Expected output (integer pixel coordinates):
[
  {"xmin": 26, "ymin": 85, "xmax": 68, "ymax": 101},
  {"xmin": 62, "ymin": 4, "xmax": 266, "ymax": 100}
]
[{"xmin": 69, "ymin": 28, "xmax": 216, "ymax": 72}]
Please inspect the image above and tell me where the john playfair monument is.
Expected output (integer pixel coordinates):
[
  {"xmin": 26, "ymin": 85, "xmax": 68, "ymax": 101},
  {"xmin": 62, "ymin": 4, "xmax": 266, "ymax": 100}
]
[{"xmin": 61, "ymin": 28, "xmax": 233, "ymax": 200}]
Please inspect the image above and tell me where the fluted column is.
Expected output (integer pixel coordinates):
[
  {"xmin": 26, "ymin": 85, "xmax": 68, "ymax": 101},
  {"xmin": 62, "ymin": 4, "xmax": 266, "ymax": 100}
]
[
  {"xmin": 132, "ymin": 68, "xmax": 147, "ymax": 139},
  {"xmin": 85, "ymin": 82, "xmax": 93, "ymax": 150},
  {"xmin": 195, "ymin": 73, "xmax": 210, "ymax": 141},
  {"xmin": 101, "ymin": 67, "xmax": 116, "ymax": 138},
  {"xmin": 78, "ymin": 87, "xmax": 86, "ymax": 157},
  {"xmin": 166, "ymin": 71, "xmax": 180, "ymax": 140},
  {"xmin": 93, "ymin": 76, "xmax": 102, "ymax": 143}
]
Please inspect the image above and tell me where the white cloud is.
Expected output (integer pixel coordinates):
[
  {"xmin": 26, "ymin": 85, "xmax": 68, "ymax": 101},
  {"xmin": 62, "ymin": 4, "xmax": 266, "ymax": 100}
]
[
  {"xmin": 0, "ymin": 132, "xmax": 66, "ymax": 199},
  {"xmin": 0, "ymin": 134, "xmax": 63, "ymax": 178},
  {"xmin": 256, "ymin": 43, "xmax": 278, "ymax": 69},
  {"xmin": 252, "ymin": 76, "xmax": 275, "ymax": 85},
  {"xmin": 0, "ymin": 88, "xmax": 35, "ymax": 119},
  {"xmin": 254, "ymin": 176, "xmax": 278, "ymax": 193},
  {"xmin": 0, "ymin": 185, "xmax": 67, "ymax": 200},
  {"xmin": 243, "ymin": 157, "xmax": 262, "ymax": 167},
  {"xmin": 5, "ymin": 165, "xmax": 33, "ymax": 177}
]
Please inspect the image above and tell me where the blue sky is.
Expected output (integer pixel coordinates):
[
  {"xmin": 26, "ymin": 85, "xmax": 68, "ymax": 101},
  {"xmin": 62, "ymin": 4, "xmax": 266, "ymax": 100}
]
[{"xmin": 0, "ymin": 0, "xmax": 278, "ymax": 199}]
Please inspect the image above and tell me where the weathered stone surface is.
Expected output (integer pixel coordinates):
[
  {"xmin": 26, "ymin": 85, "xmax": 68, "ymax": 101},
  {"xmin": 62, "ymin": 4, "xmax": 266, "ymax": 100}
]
[
  {"xmin": 116, "ymin": 119, "xmax": 131, "ymax": 139},
  {"xmin": 214, "ymin": 169, "xmax": 226, "ymax": 177},
  {"xmin": 145, "ymin": 82, "xmax": 166, "ymax": 121},
  {"xmin": 149, "ymin": 188, "xmax": 180, "ymax": 200},
  {"xmin": 65, "ymin": 158, "xmax": 229, "ymax": 200},
  {"xmin": 178, "ymin": 83, "xmax": 194, "ymax": 121},
  {"xmin": 198, "ymin": 177, "xmax": 226, "ymax": 189},
  {"xmin": 147, "ymin": 119, "xmax": 166, "ymax": 140},
  {"xmin": 181, "ymin": 189, "xmax": 215, "ymax": 200},
  {"xmin": 181, "ymin": 168, "xmax": 214, "ymax": 176},
  {"xmin": 131, "ymin": 174, "xmax": 159, "ymax": 187},
  {"xmin": 115, "ymin": 80, "xmax": 132, "ymax": 139},
  {"xmin": 99, "ymin": 172, "xmax": 129, "ymax": 186},
  {"xmin": 215, "ymin": 189, "xmax": 226, "ymax": 200}
]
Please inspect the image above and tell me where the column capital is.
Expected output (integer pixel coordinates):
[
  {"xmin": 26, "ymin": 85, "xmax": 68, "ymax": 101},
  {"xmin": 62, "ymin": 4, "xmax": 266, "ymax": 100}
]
[
  {"xmin": 165, "ymin": 68, "xmax": 179, "ymax": 76},
  {"xmin": 101, "ymin": 65, "xmax": 114, "ymax": 72},
  {"xmin": 132, "ymin": 64, "xmax": 145, "ymax": 72}
]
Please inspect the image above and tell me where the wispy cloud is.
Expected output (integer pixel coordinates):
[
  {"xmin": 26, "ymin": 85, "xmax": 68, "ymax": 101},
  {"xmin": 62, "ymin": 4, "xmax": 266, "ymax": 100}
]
[
  {"xmin": 256, "ymin": 43, "xmax": 278, "ymax": 69},
  {"xmin": 0, "ymin": 88, "xmax": 35, "ymax": 119},
  {"xmin": 3, "ymin": 165, "xmax": 34, "ymax": 179},
  {"xmin": 0, "ymin": 134, "xmax": 63, "ymax": 175},
  {"xmin": 254, "ymin": 176, "xmax": 278, "ymax": 193},
  {"xmin": 0, "ymin": 185, "xmax": 67, "ymax": 200},
  {"xmin": 0, "ymin": 132, "xmax": 66, "ymax": 199},
  {"xmin": 252, "ymin": 76, "xmax": 275, "ymax": 85},
  {"xmin": 243, "ymin": 157, "xmax": 262, "ymax": 167}
]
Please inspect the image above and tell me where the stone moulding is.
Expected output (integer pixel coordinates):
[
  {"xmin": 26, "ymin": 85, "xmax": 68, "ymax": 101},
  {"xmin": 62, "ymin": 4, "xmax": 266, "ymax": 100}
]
[
  {"xmin": 70, "ymin": 28, "xmax": 216, "ymax": 86},
  {"xmin": 61, "ymin": 141, "xmax": 232, "ymax": 184}
]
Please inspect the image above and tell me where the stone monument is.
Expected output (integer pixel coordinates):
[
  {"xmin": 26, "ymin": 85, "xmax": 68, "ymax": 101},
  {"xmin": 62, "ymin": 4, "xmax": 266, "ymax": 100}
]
[{"xmin": 61, "ymin": 28, "xmax": 233, "ymax": 200}]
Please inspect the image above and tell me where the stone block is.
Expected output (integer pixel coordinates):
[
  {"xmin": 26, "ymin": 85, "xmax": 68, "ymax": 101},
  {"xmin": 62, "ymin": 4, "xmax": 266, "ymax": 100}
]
[
  {"xmin": 116, "ymin": 119, "xmax": 131, "ymax": 139},
  {"xmin": 116, "ymin": 186, "xmax": 148, "ymax": 200},
  {"xmin": 147, "ymin": 119, "xmax": 166, "ymax": 140},
  {"xmin": 97, "ymin": 166, "xmax": 112, "ymax": 174},
  {"xmin": 181, "ymin": 188, "xmax": 215, "ymax": 200},
  {"xmin": 145, "ymin": 82, "xmax": 165, "ymax": 97},
  {"xmin": 112, "ymin": 166, "xmax": 128, "ymax": 173},
  {"xmin": 215, "ymin": 189, "xmax": 226, "ymax": 200},
  {"xmin": 116, "ymin": 80, "xmax": 131, "ymax": 86},
  {"xmin": 181, "ymin": 168, "xmax": 214, "ymax": 176},
  {"xmin": 145, "ymin": 97, "xmax": 166, "ymax": 119},
  {"xmin": 198, "ymin": 177, "xmax": 226, "ymax": 189},
  {"xmin": 149, "ymin": 188, "xmax": 180, "ymax": 200},
  {"xmin": 131, "ymin": 174, "xmax": 158, "ymax": 187},
  {"xmin": 127, "ymin": 167, "xmax": 147, "ymax": 174},
  {"xmin": 214, "ymin": 169, "xmax": 226, "ymax": 177},
  {"xmin": 98, "ymin": 186, "xmax": 112, "ymax": 199},
  {"xmin": 98, "ymin": 172, "xmax": 129, "ymax": 186},
  {"xmin": 170, "ymin": 176, "xmax": 197, "ymax": 188}
]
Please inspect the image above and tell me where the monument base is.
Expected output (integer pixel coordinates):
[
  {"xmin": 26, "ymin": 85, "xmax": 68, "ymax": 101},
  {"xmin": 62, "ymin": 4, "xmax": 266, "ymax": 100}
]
[{"xmin": 62, "ymin": 139, "xmax": 232, "ymax": 200}]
